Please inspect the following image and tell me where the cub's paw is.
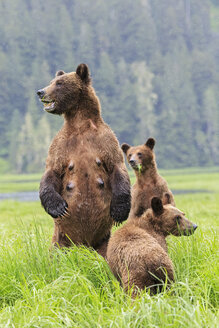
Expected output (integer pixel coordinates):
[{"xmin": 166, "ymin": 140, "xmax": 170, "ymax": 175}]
[
  {"xmin": 110, "ymin": 194, "xmax": 131, "ymax": 222},
  {"xmin": 46, "ymin": 198, "xmax": 69, "ymax": 219}
]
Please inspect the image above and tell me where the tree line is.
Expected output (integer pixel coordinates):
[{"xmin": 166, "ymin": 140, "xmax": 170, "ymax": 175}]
[{"xmin": 0, "ymin": 0, "xmax": 218, "ymax": 173}]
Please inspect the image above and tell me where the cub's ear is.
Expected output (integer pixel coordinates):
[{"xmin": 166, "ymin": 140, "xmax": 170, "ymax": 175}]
[
  {"xmin": 76, "ymin": 63, "xmax": 91, "ymax": 85},
  {"xmin": 121, "ymin": 143, "xmax": 131, "ymax": 154},
  {"xmin": 163, "ymin": 192, "xmax": 171, "ymax": 205},
  {"xmin": 151, "ymin": 197, "xmax": 164, "ymax": 216},
  {"xmin": 56, "ymin": 70, "xmax": 65, "ymax": 77},
  {"xmin": 145, "ymin": 138, "xmax": 155, "ymax": 150}
]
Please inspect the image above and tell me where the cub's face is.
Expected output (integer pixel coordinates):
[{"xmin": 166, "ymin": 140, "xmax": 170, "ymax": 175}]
[
  {"xmin": 161, "ymin": 205, "xmax": 197, "ymax": 236},
  {"xmin": 37, "ymin": 64, "xmax": 90, "ymax": 115},
  {"xmin": 121, "ymin": 138, "xmax": 155, "ymax": 171},
  {"xmin": 151, "ymin": 197, "xmax": 198, "ymax": 236}
]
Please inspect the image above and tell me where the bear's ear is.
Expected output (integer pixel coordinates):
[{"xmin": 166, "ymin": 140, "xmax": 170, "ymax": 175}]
[
  {"xmin": 151, "ymin": 197, "xmax": 164, "ymax": 216},
  {"xmin": 121, "ymin": 143, "xmax": 131, "ymax": 154},
  {"xmin": 56, "ymin": 70, "xmax": 65, "ymax": 77},
  {"xmin": 145, "ymin": 138, "xmax": 155, "ymax": 150},
  {"xmin": 76, "ymin": 63, "xmax": 91, "ymax": 85},
  {"xmin": 163, "ymin": 192, "xmax": 171, "ymax": 205}
]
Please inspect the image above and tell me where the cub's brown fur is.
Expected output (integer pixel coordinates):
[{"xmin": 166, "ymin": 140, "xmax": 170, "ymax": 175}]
[
  {"xmin": 107, "ymin": 196, "xmax": 197, "ymax": 295},
  {"xmin": 37, "ymin": 64, "xmax": 131, "ymax": 257},
  {"xmin": 122, "ymin": 138, "xmax": 175, "ymax": 218}
]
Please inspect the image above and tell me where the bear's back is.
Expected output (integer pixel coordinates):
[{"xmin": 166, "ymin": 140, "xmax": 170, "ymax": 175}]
[{"xmin": 107, "ymin": 224, "xmax": 167, "ymax": 274}]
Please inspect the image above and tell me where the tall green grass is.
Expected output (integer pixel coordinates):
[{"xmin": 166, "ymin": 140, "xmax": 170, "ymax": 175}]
[{"xmin": 0, "ymin": 171, "xmax": 218, "ymax": 327}]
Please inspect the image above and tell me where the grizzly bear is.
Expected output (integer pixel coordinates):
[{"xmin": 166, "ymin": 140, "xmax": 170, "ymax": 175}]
[
  {"xmin": 107, "ymin": 196, "xmax": 198, "ymax": 295},
  {"xmin": 121, "ymin": 138, "xmax": 175, "ymax": 219},
  {"xmin": 37, "ymin": 63, "xmax": 131, "ymax": 257}
]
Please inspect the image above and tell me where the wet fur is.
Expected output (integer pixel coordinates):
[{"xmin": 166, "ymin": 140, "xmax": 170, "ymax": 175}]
[
  {"xmin": 39, "ymin": 64, "xmax": 131, "ymax": 257},
  {"xmin": 107, "ymin": 198, "xmax": 197, "ymax": 296}
]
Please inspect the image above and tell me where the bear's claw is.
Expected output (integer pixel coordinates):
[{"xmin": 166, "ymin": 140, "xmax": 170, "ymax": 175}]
[
  {"xmin": 47, "ymin": 199, "xmax": 68, "ymax": 219},
  {"xmin": 59, "ymin": 208, "xmax": 70, "ymax": 219}
]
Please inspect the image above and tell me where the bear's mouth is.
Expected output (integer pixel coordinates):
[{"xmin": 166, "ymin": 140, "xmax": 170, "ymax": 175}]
[
  {"xmin": 129, "ymin": 161, "xmax": 139, "ymax": 170},
  {"xmin": 41, "ymin": 99, "xmax": 56, "ymax": 112}
]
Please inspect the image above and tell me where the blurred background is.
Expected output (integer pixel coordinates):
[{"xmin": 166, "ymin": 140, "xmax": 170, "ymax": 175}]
[{"xmin": 0, "ymin": 0, "xmax": 218, "ymax": 173}]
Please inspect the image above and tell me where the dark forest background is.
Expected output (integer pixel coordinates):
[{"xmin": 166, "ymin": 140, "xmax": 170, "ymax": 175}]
[{"xmin": 0, "ymin": 0, "xmax": 218, "ymax": 173}]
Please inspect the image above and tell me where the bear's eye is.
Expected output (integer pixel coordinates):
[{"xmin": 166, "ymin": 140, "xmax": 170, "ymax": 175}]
[
  {"xmin": 175, "ymin": 216, "xmax": 181, "ymax": 223},
  {"xmin": 137, "ymin": 152, "xmax": 142, "ymax": 157},
  {"xmin": 56, "ymin": 80, "xmax": 63, "ymax": 86}
]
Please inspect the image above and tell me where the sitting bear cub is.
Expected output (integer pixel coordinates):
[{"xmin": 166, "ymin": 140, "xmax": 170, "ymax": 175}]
[
  {"xmin": 37, "ymin": 64, "xmax": 131, "ymax": 257},
  {"xmin": 122, "ymin": 138, "xmax": 175, "ymax": 219},
  {"xmin": 107, "ymin": 196, "xmax": 198, "ymax": 296}
]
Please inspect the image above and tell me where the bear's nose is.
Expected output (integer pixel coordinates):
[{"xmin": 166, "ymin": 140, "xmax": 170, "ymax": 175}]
[
  {"xmin": 37, "ymin": 89, "xmax": 45, "ymax": 99},
  {"xmin": 193, "ymin": 224, "xmax": 198, "ymax": 230},
  {"xmin": 129, "ymin": 160, "xmax": 136, "ymax": 166}
]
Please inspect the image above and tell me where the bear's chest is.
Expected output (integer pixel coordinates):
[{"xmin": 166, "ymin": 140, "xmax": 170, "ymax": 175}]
[
  {"xmin": 63, "ymin": 128, "xmax": 103, "ymax": 152},
  {"xmin": 60, "ymin": 151, "xmax": 112, "ymax": 220}
]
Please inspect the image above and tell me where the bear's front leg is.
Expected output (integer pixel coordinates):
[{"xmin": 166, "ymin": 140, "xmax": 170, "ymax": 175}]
[
  {"xmin": 39, "ymin": 169, "xmax": 68, "ymax": 218},
  {"xmin": 110, "ymin": 164, "xmax": 131, "ymax": 222}
]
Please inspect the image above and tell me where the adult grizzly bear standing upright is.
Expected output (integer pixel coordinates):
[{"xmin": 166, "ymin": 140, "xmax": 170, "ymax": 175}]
[{"xmin": 37, "ymin": 64, "xmax": 131, "ymax": 257}]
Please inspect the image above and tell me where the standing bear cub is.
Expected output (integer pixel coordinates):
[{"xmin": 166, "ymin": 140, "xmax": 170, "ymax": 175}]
[
  {"xmin": 37, "ymin": 64, "xmax": 131, "ymax": 257},
  {"xmin": 107, "ymin": 196, "xmax": 198, "ymax": 296},
  {"xmin": 122, "ymin": 138, "xmax": 175, "ymax": 219}
]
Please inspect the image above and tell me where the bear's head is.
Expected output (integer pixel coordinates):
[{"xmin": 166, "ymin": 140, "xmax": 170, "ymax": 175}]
[
  {"xmin": 121, "ymin": 138, "xmax": 155, "ymax": 172},
  {"xmin": 150, "ymin": 195, "xmax": 198, "ymax": 237},
  {"xmin": 37, "ymin": 64, "xmax": 98, "ymax": 116}
]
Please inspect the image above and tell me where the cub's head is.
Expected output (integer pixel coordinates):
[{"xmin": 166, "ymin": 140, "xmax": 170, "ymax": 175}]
[
  {"xmin": 37, "ymin": 63, "xmax": 92, "ymax": 115},
  {"xmin": 150, "ymin": 196, "xmax": 198, "ymax": 237},
  {"xmin": 121, "ymin": 138, "xmax": 155, "ymax": 172}
]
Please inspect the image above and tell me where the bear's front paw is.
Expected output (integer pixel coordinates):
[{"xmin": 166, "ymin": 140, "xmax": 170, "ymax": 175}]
[
  {"xmin": 47, "ymin": 198, "xmax": 69, "ymax": 219},
  {"xmin": 110, "ymin": 194, "xmax": 131, "ymax": 222}
]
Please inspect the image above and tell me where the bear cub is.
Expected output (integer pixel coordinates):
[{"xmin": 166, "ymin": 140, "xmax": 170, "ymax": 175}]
[
  {"xmin": 107, "ymin": 195, "xmax": 198, "ymax": 296},
  {"xmin": 122, "ymin": 138, "xmax": 175, "ymax": 219}
]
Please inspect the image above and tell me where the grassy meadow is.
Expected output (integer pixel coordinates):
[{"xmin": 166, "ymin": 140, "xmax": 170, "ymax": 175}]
[{"xmin": 0, "ymin": 168, "xmax": 218, "ymax": 327}]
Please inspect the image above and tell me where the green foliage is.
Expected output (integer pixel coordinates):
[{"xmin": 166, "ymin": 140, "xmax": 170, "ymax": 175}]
[
  {"xmin": 210, "ymin": 3, "xmax": 219, "ymax": 32},
  {"xmin": 0, "ymin": 158, "xmax": 8, "ymax": 174},
  {"xmin": 0, "ymin": 171, "xmax": 218, "ymax": 327},
  {"xmin": 0, "ymin": 0, "xmax": 218, "ymax": 172}
]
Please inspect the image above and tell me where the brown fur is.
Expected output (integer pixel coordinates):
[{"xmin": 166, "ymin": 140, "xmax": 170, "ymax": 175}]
[
  {"xmin": 37, "ymin": 64, "xmax": 131, "ymax": 257},
  {"xmin": 107, "ymin": 197, "xmax": 197, "ymax": 296},
  {"xmin": 121, "ymin": 138, "xmax": 175, "ymax": 219}
]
